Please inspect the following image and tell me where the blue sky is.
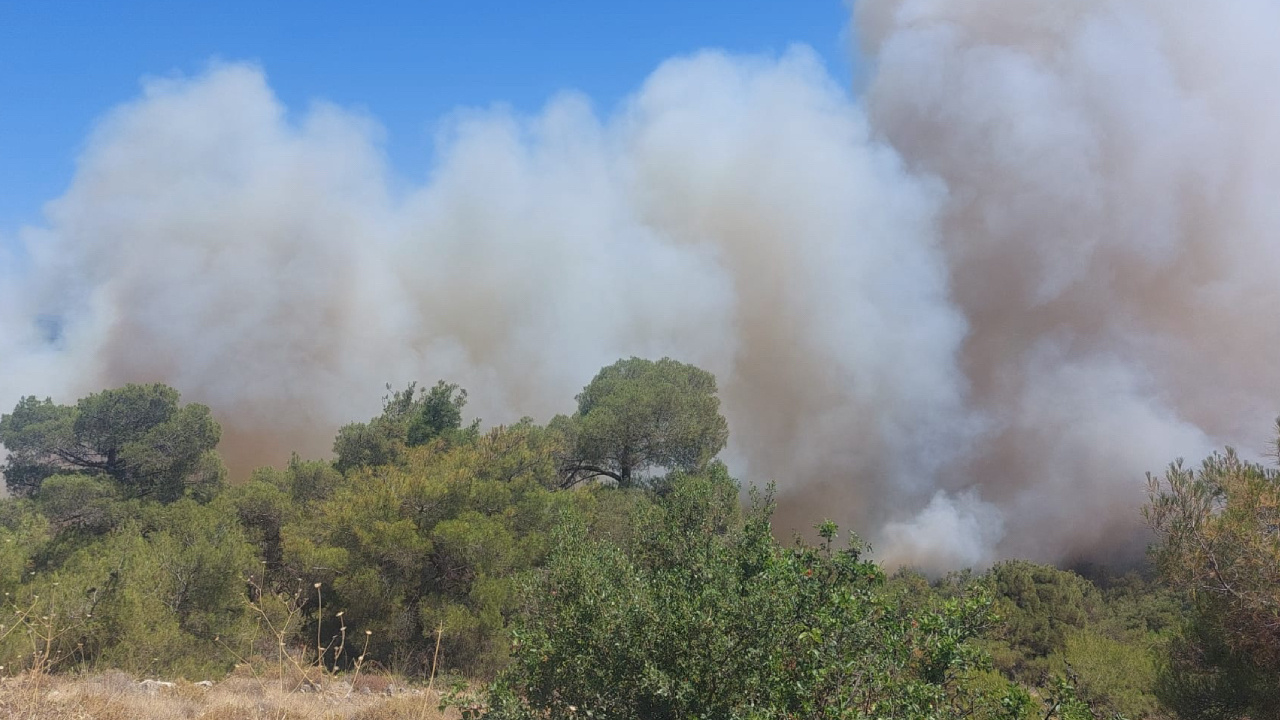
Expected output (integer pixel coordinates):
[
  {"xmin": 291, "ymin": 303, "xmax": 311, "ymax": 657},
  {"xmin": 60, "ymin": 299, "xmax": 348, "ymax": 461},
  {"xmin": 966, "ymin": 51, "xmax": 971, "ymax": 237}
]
[{"xmin": 0, "ymin": 1, "xmax": 854, "ymax": 237}]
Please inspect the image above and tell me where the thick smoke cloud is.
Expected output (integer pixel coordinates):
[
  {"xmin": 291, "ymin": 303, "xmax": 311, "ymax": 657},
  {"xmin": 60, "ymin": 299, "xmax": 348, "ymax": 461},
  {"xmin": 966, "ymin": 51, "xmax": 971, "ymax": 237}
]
[
  {"xmin": 3, "ymin": 1, "xmax": 1278, "ymax": 569},
  {"xmin": 857, "ymin": 0, "xmax": 1280, "ymax": 565}
]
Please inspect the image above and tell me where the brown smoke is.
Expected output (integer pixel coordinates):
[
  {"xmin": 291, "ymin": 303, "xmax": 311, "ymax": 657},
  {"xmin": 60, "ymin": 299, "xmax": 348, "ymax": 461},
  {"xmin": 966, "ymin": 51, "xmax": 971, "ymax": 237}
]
[
  {"xmin": 4, "ymin": 1, "xmax": 1279, "ymax": 569},
  {"xmin": 857, "ymin": 0, "xmax": 1280, "ymax": 566}
]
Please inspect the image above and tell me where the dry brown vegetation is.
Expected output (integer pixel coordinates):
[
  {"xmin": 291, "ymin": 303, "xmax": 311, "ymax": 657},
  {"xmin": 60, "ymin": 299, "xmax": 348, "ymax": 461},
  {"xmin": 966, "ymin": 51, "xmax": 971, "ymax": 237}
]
[{"xmin": 0, "ymin": 671, "xmax": 456, "ymax": 720}]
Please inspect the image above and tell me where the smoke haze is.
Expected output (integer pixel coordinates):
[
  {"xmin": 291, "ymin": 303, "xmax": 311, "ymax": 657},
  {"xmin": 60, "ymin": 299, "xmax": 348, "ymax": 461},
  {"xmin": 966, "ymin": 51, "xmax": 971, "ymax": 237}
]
[{"xmin": 3, "ymin": 1, "xmax": 1278, "ymax": 569}]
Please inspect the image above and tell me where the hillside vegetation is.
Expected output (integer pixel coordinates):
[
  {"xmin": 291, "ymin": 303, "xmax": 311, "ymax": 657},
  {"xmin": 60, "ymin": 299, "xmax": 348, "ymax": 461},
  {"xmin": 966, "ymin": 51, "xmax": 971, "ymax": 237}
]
[{"xmin": 2, "ymin": 358, "xmax": 1277, "ymax": 719}]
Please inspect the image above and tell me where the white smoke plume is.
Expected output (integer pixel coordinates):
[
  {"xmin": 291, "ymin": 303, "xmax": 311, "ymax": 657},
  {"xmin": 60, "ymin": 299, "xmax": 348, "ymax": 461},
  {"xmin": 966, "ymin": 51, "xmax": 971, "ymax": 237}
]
[{"xmin": 3, "ymin": 0, "xmax": 1278, "ymax": 569}]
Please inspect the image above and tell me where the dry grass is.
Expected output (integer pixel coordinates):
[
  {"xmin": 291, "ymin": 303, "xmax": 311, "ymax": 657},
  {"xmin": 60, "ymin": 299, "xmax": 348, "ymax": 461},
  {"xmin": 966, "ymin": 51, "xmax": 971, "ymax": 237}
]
[
  {"xmin": 0, "ymin": 672, "xmax": 457, "ymax": 720},
  {"xmin": 0, "ymin": 576, "xmax": 464, "ymax": 718}
]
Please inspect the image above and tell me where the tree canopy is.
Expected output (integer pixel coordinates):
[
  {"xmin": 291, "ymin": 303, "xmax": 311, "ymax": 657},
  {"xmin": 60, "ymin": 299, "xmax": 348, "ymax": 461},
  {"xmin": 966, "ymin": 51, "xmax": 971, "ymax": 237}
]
[
  {"xmin": 333, "ymin": 380, "xmax": 477, "ymax": 473},
  {"xmin": 0, "ymin": 383, "xmax": 222, "ymax": 501},
  {"xmin": 557, "ymin": 357, "xmax": 729, "ymax": 489},
  {"xmin": 1145, "ymin": 430, "xmax": 1280, "ymax": 718}
]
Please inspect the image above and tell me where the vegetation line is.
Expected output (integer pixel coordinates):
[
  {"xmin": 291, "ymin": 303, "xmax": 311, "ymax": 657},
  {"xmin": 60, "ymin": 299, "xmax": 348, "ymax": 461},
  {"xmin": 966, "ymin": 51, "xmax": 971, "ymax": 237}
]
[{"xmin": 2, "ymin": 357, "xmax": 1278, "ymax": 718}]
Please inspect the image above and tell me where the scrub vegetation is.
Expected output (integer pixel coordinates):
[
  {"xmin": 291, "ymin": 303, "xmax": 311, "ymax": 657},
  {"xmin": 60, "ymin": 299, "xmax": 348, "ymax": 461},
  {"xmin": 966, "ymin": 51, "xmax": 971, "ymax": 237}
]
[{"xmin": 3, "ymin": 358, "xmax": 1277, "ymax": 719}]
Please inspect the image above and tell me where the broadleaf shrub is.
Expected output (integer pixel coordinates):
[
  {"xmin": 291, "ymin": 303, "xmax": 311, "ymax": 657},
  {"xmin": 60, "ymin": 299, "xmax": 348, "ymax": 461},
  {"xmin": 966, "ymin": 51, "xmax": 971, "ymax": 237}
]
[{"xmin": 476, "ymin": 470, "xmax": 1024, "ymax": 720}]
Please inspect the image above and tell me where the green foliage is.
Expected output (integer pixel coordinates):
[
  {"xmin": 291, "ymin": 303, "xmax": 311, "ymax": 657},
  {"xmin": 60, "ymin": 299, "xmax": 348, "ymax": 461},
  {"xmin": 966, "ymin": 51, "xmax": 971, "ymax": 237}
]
[
  {"xmin": 0, "ymin": 499, "xmax": 256, "ymax": 678},
  {"xmin": 973, "ymin": 561, "xmax": 1174, "ymax": 718},
  {"xmin": 557, "ymin": 357, "xmax": 729, "ymax": 488},
  {"xmin": 0, "ymin": 396, "xmax": 73, "ymax": 495},
  {"xmin": 334, "ymin": 381, "xmax": 479, "ymax": 474},
  {"xmin": 0, "ymin": 384, "xmax": 223, "ymax": 501},
  {"xmin": 227, "ymin": 474, "xmax": 296, "ymax": 569},
  {"xmin": 280, "ymin": 453, "xmax": 345, "ymax": 505},
  {"xmin": 0, "ymin": 501, "xmax": 50, "ymax": 596},
  {"xmin": 285, "ymin": 421, "xmax": 581, "ymax": 676},
  {"xmin": 0, "ymin": 360, "xmax": 1254, "ymax": 720},
  {"xmin": 1155, "ymin": 617, "xmax": 1280, "ymax": 720},
  {"xmin": 407, "ymin": 381, "xmax": 470, "ymax": 447},
  {"xmin": 34, "ymin": 474, "xmax": 123, "ymax": 535},
  {"xmin": 1146, "ymin": 443, "xmax": 1280, "ymax": 669},
  {"xmin": 987, "ymin": 561, "xmax": 1102, "ymax": 678},
  {"xmin": 478, "ymin": 472, "xmax": 1020, "ymax": 720},
  {"xmin": 332, "ymin": 418, "xmax": 401, "ymax": 475},
  {"xmin": 1145, "ymin": 427, "xmax": 1280, "ymax": 719},
  {"xmin": 227, "ymin": 454, "xmax": 342, "ymax": 567},
  {"xmin": 0, "ymin": 384, "xmax": 247, "ymax": 678},
  {"xmin": 1058, "ymin": 628, "xmax": 1158, "ymax": 718}
]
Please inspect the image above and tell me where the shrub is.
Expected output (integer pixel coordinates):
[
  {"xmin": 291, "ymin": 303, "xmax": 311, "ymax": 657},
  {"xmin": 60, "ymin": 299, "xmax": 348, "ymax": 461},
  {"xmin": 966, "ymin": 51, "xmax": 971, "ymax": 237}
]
[
  {"xmin": 478, "ymin": 471, "xmax": 1021, "ymax": 720},
  {"xmin": 281, "ymin": 422, "xmax": 584, "ymax": 676},
  {"xmin": 0, "ymin": 499, "xmax": 256, "ymax": 678}
]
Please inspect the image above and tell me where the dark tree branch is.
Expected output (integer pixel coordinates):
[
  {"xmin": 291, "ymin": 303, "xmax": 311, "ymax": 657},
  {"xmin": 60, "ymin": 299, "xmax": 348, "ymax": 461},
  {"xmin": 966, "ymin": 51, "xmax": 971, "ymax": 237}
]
[{"xmin": 558, "ymin": 463, "xmax": 623, "ymax": 488}]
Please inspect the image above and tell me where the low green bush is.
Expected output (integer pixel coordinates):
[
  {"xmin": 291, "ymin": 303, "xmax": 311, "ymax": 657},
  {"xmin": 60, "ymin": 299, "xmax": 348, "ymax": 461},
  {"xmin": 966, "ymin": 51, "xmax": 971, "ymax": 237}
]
[{"xmin": 477, "ymin": 470, "xmax": 1026, "ymax": 720}]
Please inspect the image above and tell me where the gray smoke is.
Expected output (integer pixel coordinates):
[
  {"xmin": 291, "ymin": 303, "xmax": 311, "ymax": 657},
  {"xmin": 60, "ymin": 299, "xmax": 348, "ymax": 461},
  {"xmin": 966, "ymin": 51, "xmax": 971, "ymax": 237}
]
[
  {"xmin": 857, "ymin": 0, "xmax": 1280, "ymax": 566},
  {"xmin": 3, "ymin": 0, "xmax": 1278, "ymax": 569}
]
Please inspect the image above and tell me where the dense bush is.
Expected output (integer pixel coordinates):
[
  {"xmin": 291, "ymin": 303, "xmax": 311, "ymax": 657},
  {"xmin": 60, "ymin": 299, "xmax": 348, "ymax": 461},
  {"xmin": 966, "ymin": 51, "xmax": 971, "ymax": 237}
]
[
  {"xmin": 968, "ymin": 561, "xmax": 1176, "ymax": 719},
  {"xmin": 478, "ymin": 470, "xmax": 1024, "ymax": 720},
  {"xmin": 1, "ymin": 497, "xmax": 255, "ymax": 678},
  {"xmin": 1146, "ymin": 437, "xmax": 1280, "ymax": 720},
  {"xmin": 281, "ymin": 421, "xmax": 588, "ymax": 676}
]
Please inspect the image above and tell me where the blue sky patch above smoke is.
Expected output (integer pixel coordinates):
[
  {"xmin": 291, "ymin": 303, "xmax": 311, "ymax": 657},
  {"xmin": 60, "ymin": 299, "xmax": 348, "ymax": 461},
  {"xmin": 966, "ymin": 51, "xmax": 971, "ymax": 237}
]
[{"xmin": 0, "ymin": 1, "xmax": 852, "ymax": 238}]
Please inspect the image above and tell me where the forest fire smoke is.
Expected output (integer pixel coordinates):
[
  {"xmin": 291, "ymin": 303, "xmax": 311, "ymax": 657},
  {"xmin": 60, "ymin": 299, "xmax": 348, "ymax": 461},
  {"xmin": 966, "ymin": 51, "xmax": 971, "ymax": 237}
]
[{"xmin": 3, "ymin": 0, "xmax": 1278, "ymax": 569}]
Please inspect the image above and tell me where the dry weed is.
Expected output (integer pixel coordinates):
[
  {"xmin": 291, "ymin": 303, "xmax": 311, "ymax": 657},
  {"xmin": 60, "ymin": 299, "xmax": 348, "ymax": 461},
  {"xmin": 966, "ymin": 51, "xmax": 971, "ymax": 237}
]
[{"xmin": 0, "ymin": 673, "xmax": 456, "ymax": 720}]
